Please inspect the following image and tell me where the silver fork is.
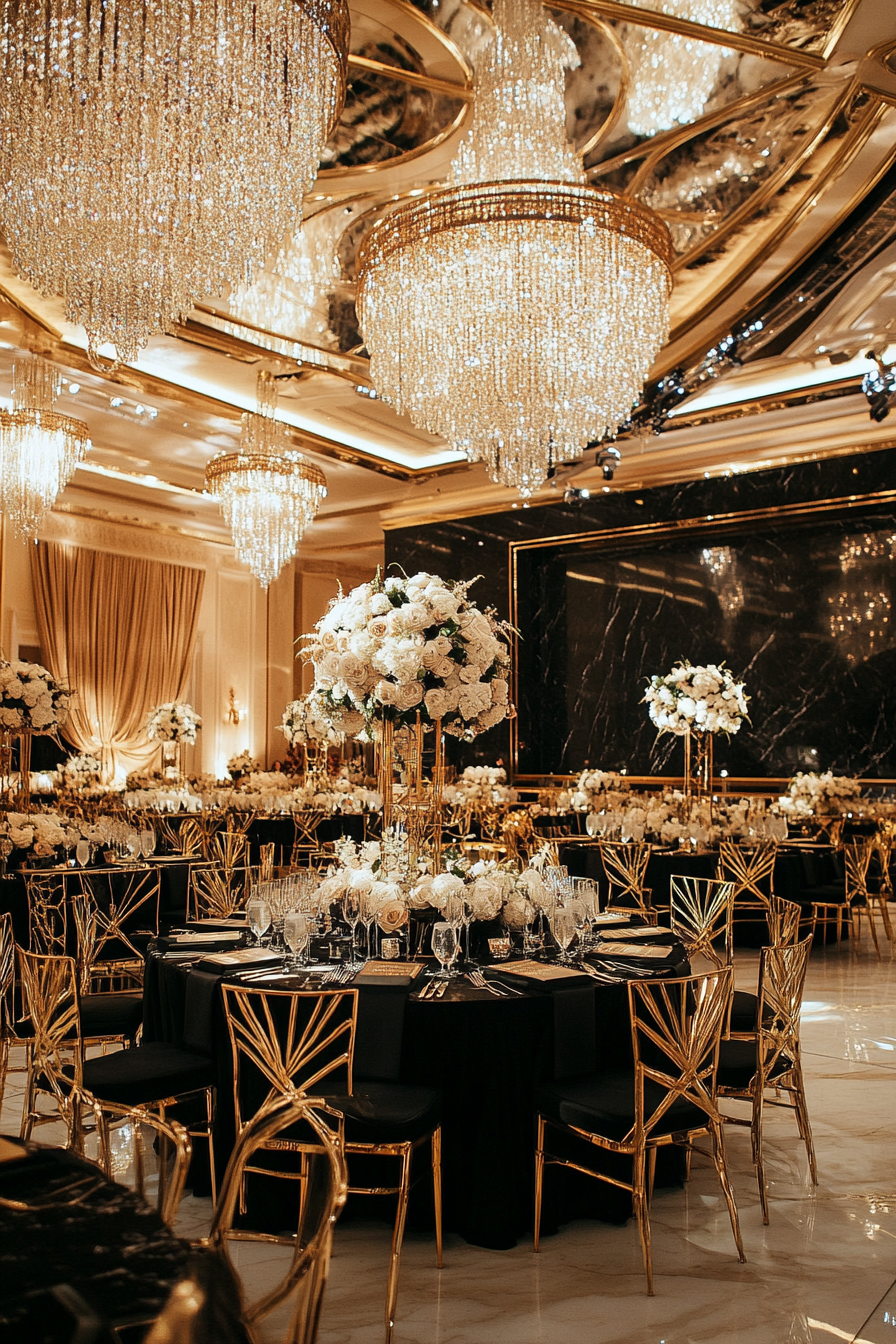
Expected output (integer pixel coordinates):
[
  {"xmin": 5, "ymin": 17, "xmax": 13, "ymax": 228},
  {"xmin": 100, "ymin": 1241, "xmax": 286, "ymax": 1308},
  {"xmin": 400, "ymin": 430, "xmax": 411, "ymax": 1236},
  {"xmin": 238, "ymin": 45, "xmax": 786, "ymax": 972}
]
[{"xmin": 466, "ymin": 971, "xmax": 504, "ymax": 997}]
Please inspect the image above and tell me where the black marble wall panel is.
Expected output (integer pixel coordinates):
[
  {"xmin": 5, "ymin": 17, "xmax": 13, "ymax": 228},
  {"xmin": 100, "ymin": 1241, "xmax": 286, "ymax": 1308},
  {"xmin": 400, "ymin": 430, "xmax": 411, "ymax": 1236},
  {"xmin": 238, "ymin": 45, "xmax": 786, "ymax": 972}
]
[{"xmin": 386, "ymin": 447, "xmax": 896, "ymax": 778}]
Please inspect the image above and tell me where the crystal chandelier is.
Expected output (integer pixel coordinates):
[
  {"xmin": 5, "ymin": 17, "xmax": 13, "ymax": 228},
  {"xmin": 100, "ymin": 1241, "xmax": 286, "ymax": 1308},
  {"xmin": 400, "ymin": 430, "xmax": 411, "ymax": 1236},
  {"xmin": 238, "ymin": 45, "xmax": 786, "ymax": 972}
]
[
  {"xmin": 0, "ymin": 0, "xmax": 349, "ymax": 367},
  {"xmin": 357, "ymin": 0, "xmax": 673, "ymax": 497},
  {"xmin": 0, "ymin": 356, "xmax": 90, "ymax": 539},
  {"xmin": 206, "ymin": 373, "xmax": 327, "ymax": 589},
  {"xmin": 624, "ymin": 0, "xmax": 741, "ymax": 138}
]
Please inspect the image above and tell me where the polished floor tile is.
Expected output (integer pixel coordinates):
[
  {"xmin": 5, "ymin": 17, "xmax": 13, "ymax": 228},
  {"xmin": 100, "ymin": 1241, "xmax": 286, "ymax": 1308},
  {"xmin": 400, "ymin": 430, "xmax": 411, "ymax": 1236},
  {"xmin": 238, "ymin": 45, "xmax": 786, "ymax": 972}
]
[{"xmin": 3, "ymin": 931, "xmax": 894, "ymax": 1343}]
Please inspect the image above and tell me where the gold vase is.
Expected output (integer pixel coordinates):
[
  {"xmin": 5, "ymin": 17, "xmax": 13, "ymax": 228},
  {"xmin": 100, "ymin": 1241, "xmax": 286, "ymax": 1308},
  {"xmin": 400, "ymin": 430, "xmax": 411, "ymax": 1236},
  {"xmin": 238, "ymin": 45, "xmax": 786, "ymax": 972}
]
[
  {"xmin": 376, "ymin": 712, "xmax": 445, "ymax": 868},
  {"xmin": 161, "ymin": 739, "xmax": 182, "ymax": 786}
]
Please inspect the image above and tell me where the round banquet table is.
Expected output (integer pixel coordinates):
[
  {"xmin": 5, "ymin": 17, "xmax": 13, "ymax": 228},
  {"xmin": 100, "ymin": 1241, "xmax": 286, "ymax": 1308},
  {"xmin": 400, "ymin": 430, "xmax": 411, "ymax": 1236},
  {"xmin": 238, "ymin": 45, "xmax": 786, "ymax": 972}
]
[{"xmin": 143, "ymin": 928, "xmax": 690, "ymax": 1250}]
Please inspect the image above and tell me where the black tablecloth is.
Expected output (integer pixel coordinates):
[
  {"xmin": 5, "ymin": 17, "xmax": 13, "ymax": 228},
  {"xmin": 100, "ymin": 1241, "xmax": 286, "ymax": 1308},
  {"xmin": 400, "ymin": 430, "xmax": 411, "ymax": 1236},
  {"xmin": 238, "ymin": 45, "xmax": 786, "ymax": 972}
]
[{"xmin": 144, "ymin": 933, "xmax": 689, "ymax": 1249}]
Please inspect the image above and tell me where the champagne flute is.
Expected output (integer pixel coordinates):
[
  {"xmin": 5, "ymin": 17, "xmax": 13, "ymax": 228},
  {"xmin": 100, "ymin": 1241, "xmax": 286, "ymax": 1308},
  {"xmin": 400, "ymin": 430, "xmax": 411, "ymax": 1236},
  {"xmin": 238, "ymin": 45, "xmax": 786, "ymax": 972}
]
[
  {"xmin": 284, "ymin": 911, "xmax": 310, "ymax": 969},
  {"xmin": 126, "ymin": 830, "xmax": 141, "ymax": 862},
  {"xmin": 75, "ymin": 839, "xmax": 90, "ymax": 868},
  {"xmin": 550, "ymin": 908, "xmax": 577, "ymax": 963},
  {"xmin": 140, "ymin": 828, "xmax": 156, "ymax": 859},
  {"xmin": 585, "ymin": 812, "xmax": 599, "ymax": 837},
  {"xmin": 343, "ymin": 888, "xmax": 362, "ymax": 966},
  {"xmin": 431, "ymin": 922, "xmax": 457, "ymax": 981},
  {"xmin": 247, "ymin": 898, "xmax": 272, "ymax": 947}
]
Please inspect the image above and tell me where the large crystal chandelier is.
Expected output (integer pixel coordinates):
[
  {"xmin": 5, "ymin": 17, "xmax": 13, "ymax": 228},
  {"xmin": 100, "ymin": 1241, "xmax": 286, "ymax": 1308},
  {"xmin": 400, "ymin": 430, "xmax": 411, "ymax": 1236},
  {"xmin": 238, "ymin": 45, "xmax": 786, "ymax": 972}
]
[
  {"xmin": 357, "ymin": 0, "xmax": 673, "ymax": 497},
  {"xmin": 0, "ymin": 0, "xmax": 349, "ymax": 367},
  {"xmin": 206, "ymin": 373, "xmax": 327, "ymax": 589},
  {"xmin": 0, "ymin": 356, "xmax": 90, "ymax": 539},
  {"xmin": 624, "ymin": 0, "xmax": 741, "ymax": 138}
]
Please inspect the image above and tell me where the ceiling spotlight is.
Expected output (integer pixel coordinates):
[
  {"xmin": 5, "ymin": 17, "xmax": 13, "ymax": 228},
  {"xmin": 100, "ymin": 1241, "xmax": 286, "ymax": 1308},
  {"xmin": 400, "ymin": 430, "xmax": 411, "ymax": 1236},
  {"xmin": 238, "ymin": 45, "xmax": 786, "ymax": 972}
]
[
  {"xmin": 597, "ymin": 446, "xmax": 621, "ymax": 480},
  {"xmin": 563, "ymin": 485, "xmax": 591, "ymax": 504},
  {"xmin": 862, "ymin": 351, "xmax": 896, "ymax": 423}
]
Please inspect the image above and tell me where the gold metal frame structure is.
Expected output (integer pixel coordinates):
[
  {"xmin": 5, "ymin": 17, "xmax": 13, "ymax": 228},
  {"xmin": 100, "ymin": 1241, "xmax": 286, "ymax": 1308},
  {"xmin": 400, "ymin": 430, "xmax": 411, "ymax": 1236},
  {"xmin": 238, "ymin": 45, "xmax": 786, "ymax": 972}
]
[
  {"xmin": 717, "ymin": 841, "xmax": 778, "ymax": 927},
  {"xmin": 669, "ymin": 874, "xmax": 735, "ymax": 969},
  {"xmin": 74, "ymin": 866, "xmax": 160, "ymax": 991},
  {"xmin": 718, "ymin": 934, "xmax": 817, "ymax": 1224},
  {"xmin": 599, "ymin": 840, "xmax": 652, "ymax": 912},
  {"xmin": 534, "ymin": 968, "xmax": 745, "ymax": 1294},
  {"xmin": 810, "ymin": 838, "xmax": 889, "ymax": 956}
]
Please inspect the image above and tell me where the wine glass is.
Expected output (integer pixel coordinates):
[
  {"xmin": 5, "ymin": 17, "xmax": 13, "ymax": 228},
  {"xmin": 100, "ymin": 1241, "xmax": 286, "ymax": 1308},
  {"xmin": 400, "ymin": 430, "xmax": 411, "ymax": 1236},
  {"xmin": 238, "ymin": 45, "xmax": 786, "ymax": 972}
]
[
  {"xmin": 75, "ymin": 839, "xmax": 90, "ymax": 868},
  {"xmin": 343, "ymin": 889, "xmax": 362, "ymax": 966},
  {"xmin": 126, "ymin": 830, "xmax": 141, "ymax": 862},
  {"xmin": 585, "ymin": 813, "xmax": 599, "ymax": 837},
  {"xmin": 431, "ymin": 922, "xmax": 457, "ymax": 981},
  {"xmin": 284, "ymin": 911, "xmax": 310, "ymax": 969},
  {"xmin": 361, "ymin": 889, "xmax": 379, "ymax": 962},
  {"xmin": 247, "ymin": 898, "xmax": 272, "ymax": 946},
  {"xmin": 140, "ymin": 828, "xmax": 156, "ymax": 859},
  {"xmin": 550, "ymin": 908, "xmax": 577, "ymax": 963}
]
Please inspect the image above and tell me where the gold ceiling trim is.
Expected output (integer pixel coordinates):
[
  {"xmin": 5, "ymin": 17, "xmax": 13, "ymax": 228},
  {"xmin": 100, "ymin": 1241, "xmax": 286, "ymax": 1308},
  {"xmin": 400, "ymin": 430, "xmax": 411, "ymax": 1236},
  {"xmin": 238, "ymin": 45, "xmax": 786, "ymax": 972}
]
[
  {"xmin": 548, "ymin": 2, "xmax": 631, "ymax": 160},
  {"xmin": 49, "ymin": 501, "xmax": 233, "ymax": 548},
  {"xmin": 185, "ymin": 305, "xmax": 370, "ymax": 384},
  {"xmin": 661, "ymin": 92, "xmax": 896, "ymax": 367},
  {"xmin": 566, "ymin": 0, "xmax": 826, "ymax": 68},
  {"xmin": 345, "ymin": 54, "xmax": 472, "ymax": 101}
]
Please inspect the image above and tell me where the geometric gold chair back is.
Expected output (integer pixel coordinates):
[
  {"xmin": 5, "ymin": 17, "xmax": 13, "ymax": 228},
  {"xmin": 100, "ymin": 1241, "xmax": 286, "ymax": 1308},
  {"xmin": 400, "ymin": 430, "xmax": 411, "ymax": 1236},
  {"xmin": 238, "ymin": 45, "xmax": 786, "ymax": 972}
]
[
  {"xmin": 221, "ymin": 984, "xmax": 357, "ymax": 1134},
  {"xmin": 258, "ymin": 842, "xmax": 276, "ymax": 884},
  {"xmin": 717, "ymin": 841, "xmax": 777, "ymax": 905},
  {"xmin": 74, "ymin": 867, "xmax": 160, "ymax": 991},
  {"xmin": 158, "ymin": 815, "xmax": 201, "ymax": 857},
  {"xmin": 293, "ymin": 810, "xmax": 327, "ymax": 853},
  {"xmin": 629, "ymin": 967, "xmax": 734, "ymax": 1144},
  {"xmin": 875, "ymin": 824, "xmax": 896, "ymax": 896},
  {"xmin": 190, "ymin": 865, "xmax": 250, "ymax": 921},
  {"xmin": 501, "ymin": 809, "xmax": 534, "ymax": 862},
  {"xmin": 25, "ymin": 870, "xmax": 70, "ymax": 957},
  {"xmin": 80, "ymin": 1096, "xmax": 193, "ymax": 1228},
  {"xmin": 600, "ymin": 841, "xmax": 651, "ymax": 908},
  {"xmin": 757, "ymin": 935, "xmax": 813, "ymax": 1083},
  {"xmin": 764, "ymin": 894, "xmax": 801, "ymax": 947},
  {"xmin": 844, "ymin": 838, "xmax": 873, "ymax": 904},
  {"xmin": 207, "ymin": 1092, "xmax": 349, "ymax": 1344},
  {"xmin": 17, "ymin": 948, "xmax": 83, "ymax": 1137},
  {"xmin": 670, "ymin": 875, "xmax": 735, "ymax": 969},
  {"xmin": 0, "ymin": 909, "xmax": 14, "ymax": 1037},
  {"xmin": 215, "ymin": 828, "xmax": 249, "ymax": 872}
]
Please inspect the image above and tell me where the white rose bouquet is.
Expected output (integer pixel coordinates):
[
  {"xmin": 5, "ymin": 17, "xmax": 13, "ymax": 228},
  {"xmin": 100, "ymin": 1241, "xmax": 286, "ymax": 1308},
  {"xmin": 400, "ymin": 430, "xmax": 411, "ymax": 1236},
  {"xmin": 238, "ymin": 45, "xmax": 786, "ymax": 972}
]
[
  {"xmin": 570, "ymin": 769, "xmax": 628, "ymax": 812},
  {"xmin": 778, "ymin": 771, "xmax": 861, "ymax": 818},
  {"xmin": 303, "ymin": 569, "xmax": 512, "ymax": 741},
  {"xmin": 278, "ymin": 695, "xmax": 341, "ymax": 746},
  {"xmin": 643, "ymin": 661, "xmax": 748, "ymax": 736},
  {"xmin": 146, "ymin": 701, "xmax": 201, "ymax": 744},
  {"xmin": 444, "ymin": 765, "xmax": 515, "ymax": 806},
  {"xmin": 227, "ymin": 749, "xmax": 261, "ymax": 777},
  {"xmin": 63, "ymin": 753, "xmax": 103, "ymax": 785},
  {"xmin": 0, "ymin": 659, "xmax": 72, "ymax": 734}
]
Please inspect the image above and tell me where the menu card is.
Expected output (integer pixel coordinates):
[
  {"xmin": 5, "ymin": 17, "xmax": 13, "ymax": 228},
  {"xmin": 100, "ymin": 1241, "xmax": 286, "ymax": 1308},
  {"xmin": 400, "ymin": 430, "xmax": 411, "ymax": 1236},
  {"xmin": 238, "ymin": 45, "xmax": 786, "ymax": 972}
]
[
  {"xmin": 168, "ymin": 930, "xmax": 242, "ymax": 944},
  {"xmin": 200, "ymin": 948, "xmax": 281, "ymax": 967},
  {"xmin": 604, "ymin": 926, "xmax": 671, "ymax": 941},
  {"xmin": 593, "ymin": 942, "xmax": 671, "ymax": 959},
  {"xmin": 500, "ymin": 959, "xmax": 588, "ymax": 982},
  {"xmin": 353, "ymin": 960, "xmax": 423, "ymax": 981}
]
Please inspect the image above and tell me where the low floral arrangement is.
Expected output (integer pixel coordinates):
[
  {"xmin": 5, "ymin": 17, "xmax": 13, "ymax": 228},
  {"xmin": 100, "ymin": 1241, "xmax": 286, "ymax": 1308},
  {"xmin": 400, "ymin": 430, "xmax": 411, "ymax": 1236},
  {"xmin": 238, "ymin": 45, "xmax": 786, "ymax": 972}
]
[
  {"xmin": 0, "ymin": 659, "xmax": 72, "ymax": 733},
  {"xmin": 303, "ymin": 569, "xmax": 512, "ymax": 741},
  {"xmin": 278, "ymin": 696, "xmax": 340, "ymax": 746},
  {"xmin": 146, "ymin": 702, "xmax": 201, "ymax": 744},
  {"xmin": 643, "ymin": 661, "xmax": 749, "ymax": 736},
  {"xmin": 227, "ymin": 750, "xmax": 261, "ymax": 778},
  {"xmin": 570, "ymin": 769, "xmax": 629, "ymax": 812},
  {"xmin": 444, "ymin": 765, "xmax": 516, "ymax": 807},
  {"xmin": 63, "ymin": 753, "xmax": 103, "ymax": 785},
  {"xmin": 777, "ymin": 771, "xmax": 862, "ymax": 818}
]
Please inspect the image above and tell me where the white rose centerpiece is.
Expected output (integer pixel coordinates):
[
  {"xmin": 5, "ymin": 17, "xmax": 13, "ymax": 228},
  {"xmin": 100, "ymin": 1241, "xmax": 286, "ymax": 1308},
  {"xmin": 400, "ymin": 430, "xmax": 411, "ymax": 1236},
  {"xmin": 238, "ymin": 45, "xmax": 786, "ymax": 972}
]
[
  {"xmin": 146, "ymin": 701, "xmax": 201, "ymax": 744},
  {"xmin": 0, "ymin": 659, "xmax": 72, "ymax": 734},
  {"xmin": 304, "ymin": 569, "xmax": 512, "ymax": 740},
  {"xmin": 278, "ymin": 695, "xmax": 341, "ymax": 746},
  {"xmin": 643, "ymin": 661, "xmax": 748, "ymax": 736}
]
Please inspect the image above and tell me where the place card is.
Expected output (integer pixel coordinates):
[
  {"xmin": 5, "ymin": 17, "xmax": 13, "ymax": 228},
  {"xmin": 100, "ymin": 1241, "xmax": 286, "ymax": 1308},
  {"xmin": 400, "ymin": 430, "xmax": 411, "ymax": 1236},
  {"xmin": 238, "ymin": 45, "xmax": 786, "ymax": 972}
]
[
  {"xmin": 353, "ymin": 960, "xmax": 423, "ymax": 980},
  {"xmin": 500, "ymin": 959, "xmax": 587, "ymax": 982},
  {"xmin": 593, "ymin": 942, "xmax": 672, "ymax": 959},
  {"xmin": 200, "ymin": 948, "xmax": 280, "ymax": 967},
  {"xmin": 592, "ymin": 912, "xmax": 631, "ymax": 924},
  {"xmin": 168, "ymin": 930, "xmax": 242, "ymax": 944}
]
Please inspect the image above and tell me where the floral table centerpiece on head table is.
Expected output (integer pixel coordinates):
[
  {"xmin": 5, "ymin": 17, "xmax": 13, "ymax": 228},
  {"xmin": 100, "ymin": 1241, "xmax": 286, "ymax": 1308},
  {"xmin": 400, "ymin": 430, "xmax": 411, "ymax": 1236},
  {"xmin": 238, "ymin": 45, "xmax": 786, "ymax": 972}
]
[
  {"xmin": 304, "ymin": 569, "xmax": 512, "ymax": 740},
  {"xmin": 0, "ymin": 659, "xmax": 72, "ymax": 734},
  {"xmin": 146, "ymin": 701, "xmax": 201, "ymax": 744},
  {"xmin": 278, "ymin": 695, "xmax": 341, "ymax": 747},
  {"xmin": 777, "ymin": 770, "xmax": 861, "ymax": 820}
]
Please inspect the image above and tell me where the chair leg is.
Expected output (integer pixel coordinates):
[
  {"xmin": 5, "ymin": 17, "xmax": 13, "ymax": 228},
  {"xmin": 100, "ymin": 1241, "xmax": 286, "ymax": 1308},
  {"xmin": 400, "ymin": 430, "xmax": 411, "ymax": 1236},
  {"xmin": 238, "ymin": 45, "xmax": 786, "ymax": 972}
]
[
  {"xmin": 789, "ymin": 1059, "xmax": 818, "ymax": 1185},
  {"xmin": 533, "ymin": 1115, "xmax": 545, "ymax": 1253},
  {"xmin": 384, "ymin": 1145, "xmax": 413, "ymax": 1344},
  {"xmin": 877, "ymin": 895, "xmax": 894, "ymax": 943},
  {"xmin": 709, "ymin": 1120, "xmax": 746, "ymax": 1262},
  {"xmin": 647, "ymin": 1146, "xmax": 657, "ymax": 1204},
  {"xmin": 751, "ymin": 1079, "xmax": 769, "ymax": 1225},
  {"xmin": 205, "ymin": 1088, "xmax": 217, "ymax": 1208},
  {"xmin": 431, "ymin": 1127, "xmax": 443, "ymax": 1269},
  {"xmin": 631, "ymin": 1146, "xmax": 654, "ymax": 1295}
]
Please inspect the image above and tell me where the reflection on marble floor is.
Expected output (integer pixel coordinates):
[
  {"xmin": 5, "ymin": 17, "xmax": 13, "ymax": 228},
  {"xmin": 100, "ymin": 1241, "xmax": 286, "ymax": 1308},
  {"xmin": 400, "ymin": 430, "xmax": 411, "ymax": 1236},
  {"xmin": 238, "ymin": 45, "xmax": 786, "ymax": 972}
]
[{"xmin": 2, "ymin": 938, "xmax": 894, "ymax": 1344}]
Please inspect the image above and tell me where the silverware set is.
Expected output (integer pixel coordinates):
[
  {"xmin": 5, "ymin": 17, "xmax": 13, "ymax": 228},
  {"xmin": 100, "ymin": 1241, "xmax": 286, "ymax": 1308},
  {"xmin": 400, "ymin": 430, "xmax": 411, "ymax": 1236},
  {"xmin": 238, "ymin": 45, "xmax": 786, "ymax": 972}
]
[
  {"xmin": 466, "ymin": 969, "xmax": 523, "ymax": 997},
  {"xmin": 234, "ymin": 962, "xmax": 356, "ymax": 986},
  {"xmin": 415, "ymin": 977, "xmax": 449, "ymax": 1000}
]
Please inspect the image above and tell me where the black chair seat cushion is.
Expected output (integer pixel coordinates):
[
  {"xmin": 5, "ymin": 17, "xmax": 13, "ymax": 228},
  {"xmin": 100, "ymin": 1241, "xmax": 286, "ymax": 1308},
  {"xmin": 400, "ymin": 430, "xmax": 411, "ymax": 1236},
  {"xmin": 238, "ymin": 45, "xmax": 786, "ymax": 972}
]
[
  {"xmin": 81, "ymin": 992, "xmax": 143, "ymax": 1041},
  {"xmin": 729, "ymin": 989, "xmax": 758, "ymax": 1033},
  {"xmin": 535, "ymin": 1069, "xmax": 708, "ymax": 1142},
  {"xmin": 801, "ymin": 884, "xmax": 846, "ymax": 905},
  {"xmin": 71, "ymin": 1042, "xmax": 215, "ymax": 1107},
  {"xmin": 325, "ymin": 1081, "xmax": 441, "ymax": 1145},
  {"xmin": 716, "ymin": 1039, "xmax": 793, "ymax": 1090}
]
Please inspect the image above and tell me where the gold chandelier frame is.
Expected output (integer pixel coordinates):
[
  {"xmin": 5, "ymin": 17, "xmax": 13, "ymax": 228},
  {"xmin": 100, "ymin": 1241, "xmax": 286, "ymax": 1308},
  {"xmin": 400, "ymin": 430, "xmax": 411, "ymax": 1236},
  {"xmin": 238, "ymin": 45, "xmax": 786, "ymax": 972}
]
[{"xmin": 204, "ymin": 451, "xmax": 327, "ymax": 495}]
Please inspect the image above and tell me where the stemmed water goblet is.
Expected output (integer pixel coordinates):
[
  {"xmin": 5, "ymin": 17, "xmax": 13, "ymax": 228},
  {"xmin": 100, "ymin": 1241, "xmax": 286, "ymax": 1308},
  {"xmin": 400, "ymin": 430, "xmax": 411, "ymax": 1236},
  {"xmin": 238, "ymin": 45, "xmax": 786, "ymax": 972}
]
[
  {"xmin": 140, "ymin": 828, "xmax": 156, "ymax": 859},
  {"xmin": 550, "ymin": 907, "xmax": 577, "ymax": 963},
  {"xmin": 284, "ymin": 911, "xmax": 310, "ymax": 970},
  {"xmin": 431, "ymin": 922, "xmax": 457, "ymax": 981},
  {"xmin": 75, "ymin": 839, "xmax": 90, "ymax": 869},
  {"xmin": 247, "ymin": 898, "xmax": 272, "ymax": 947}
]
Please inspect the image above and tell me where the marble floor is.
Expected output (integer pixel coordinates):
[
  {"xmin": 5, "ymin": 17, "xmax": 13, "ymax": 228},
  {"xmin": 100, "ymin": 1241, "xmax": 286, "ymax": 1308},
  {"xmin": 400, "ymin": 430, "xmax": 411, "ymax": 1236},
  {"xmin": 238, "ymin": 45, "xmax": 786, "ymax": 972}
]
[{"xmin": 3, "ymin": 934, "xmax": 894, "ymax": 1344}]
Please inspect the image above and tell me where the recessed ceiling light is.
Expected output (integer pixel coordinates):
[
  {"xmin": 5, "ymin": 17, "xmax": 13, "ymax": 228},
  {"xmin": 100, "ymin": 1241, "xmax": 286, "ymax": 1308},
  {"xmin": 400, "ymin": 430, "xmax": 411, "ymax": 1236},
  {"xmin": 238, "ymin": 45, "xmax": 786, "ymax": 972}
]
[{"xmin": 67, "ymin": 382, "xmax": 80, "ymax": 394}]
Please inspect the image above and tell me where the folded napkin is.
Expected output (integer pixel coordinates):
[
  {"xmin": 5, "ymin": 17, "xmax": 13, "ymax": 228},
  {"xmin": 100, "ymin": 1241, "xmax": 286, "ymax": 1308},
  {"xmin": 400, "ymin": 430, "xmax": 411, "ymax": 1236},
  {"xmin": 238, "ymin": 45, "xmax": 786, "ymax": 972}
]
[
  {"xmin": 352, "ymin": 960, "xmax": 422, "ymax": 987},
  {"xmin": 199, "ymin": 948, "xmax": 280, "ymax": 968}
]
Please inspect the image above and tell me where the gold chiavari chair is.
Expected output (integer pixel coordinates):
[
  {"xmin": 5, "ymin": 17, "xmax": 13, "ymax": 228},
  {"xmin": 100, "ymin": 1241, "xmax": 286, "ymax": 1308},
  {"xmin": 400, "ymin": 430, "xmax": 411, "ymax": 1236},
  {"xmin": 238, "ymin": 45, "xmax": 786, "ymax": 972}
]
[
  {"xmin": 216, "ymin": 828, "xmax": 249, "ymax": 871},
  {"xmin": 534, "ymin": 968, "xmax": 745, "ymax": 1294},
  {"xmin": 25, "ymin": 869, "xmax": 69, "ymax": 956},
  {"xmin": 868, "ymin": 827, "xmax": 895, "ymax": 943},
  {"xmin": 812, "ymin": 839, "xmax": 882, "ymax": 956},
  {"xmin": 74, "ymin": 865, "xmax": 160, "ymax": 992},
  {"xmin": 501, "ymin": 810, "xmax": 536, "ymax": 863},
  {"xmin": 206, "ymin": 1092, "xmax": 348, "ymax": 1344},
  {"xmin": 190, "ymin": 865, "xmax": 254, "ymax": 921},
  {"xmin": 717, "ymin": 840, "xmax": 777, "ymax": 934},
  {"xmin": 717, "ymin": 936, "xmax": 817, "ymax": 1223},
  {"xmin": 259, "ymin": 842, "xmax": 276, "ymax": 883},
  {"xmin": 18, "ymin": 948, "xmax": 217, "ymax": 1198},
  {"xmin": 222, "ymin": 982, "xmax": 443, "ymax": 1344},
  {"xmin": 670, "ymin": 875, "xmax": 735, "ymax": 970},
  {"xmin": 291, "ymin": 811, "xmax": 328, "ymax": 867},
  {"xmin": 81, "ymin": 1097, "xmax": 193, "ymax": 1228},
  {"xmin": 600, "ymin": 841, "xmax": 652, "ymax": 914},
  {"xmin": 728, "ymin": 895, "xmax": 802, "ymax": 1040}
]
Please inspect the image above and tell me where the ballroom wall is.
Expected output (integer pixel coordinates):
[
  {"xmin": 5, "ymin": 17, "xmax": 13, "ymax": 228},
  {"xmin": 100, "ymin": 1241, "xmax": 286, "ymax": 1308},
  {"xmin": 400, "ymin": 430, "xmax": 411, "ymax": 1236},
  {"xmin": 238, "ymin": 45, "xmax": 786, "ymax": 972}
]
[
  {"xmin": 1, "ymin": 511, "xmax": 372, "ymax": 778},
  {"xmin": 384, "ymin": 446, "xmax": 896, "ymax": 782}
]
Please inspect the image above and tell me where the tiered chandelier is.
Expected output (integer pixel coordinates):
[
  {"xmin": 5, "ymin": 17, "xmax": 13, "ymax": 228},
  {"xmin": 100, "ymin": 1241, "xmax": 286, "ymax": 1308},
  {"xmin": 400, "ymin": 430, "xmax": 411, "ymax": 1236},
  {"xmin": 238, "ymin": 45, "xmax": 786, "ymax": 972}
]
[
  {"xmin": 357, "ymin": 0, "xmax": 673, "ymax": 498},
  {"xmin": 0, "ymin": 356, "xmax": 90, "ymax": 539},
  {"xmin": 0, "ymin": 0, "xmax": 349, "ymax": 367},
  {"xmin": 206, "ymin": 373, "xmax": 327, "ymax": 589},
  {"xmin": 625, "ymin": 0, "xmax": 741, "ymax": 138}
]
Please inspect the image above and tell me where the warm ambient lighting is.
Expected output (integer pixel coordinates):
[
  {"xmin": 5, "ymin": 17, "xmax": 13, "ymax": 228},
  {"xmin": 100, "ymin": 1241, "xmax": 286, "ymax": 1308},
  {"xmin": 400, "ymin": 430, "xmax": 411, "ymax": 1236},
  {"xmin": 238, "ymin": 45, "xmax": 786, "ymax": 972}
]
[
  {"xmin": 625, "ymin": 0, "xmax": 741, "ymax": 138},
  {"xmin": 0, "ymin": 0, "xmax": 348, "ymax": 367},
  {"xmin": 0, "ymin": 355, "xmax": 91, "ymax": 539},
  {"xmin": 206, "ymin": 372, "xmax": 327, "ymax": 590},
  {"xmin": 357, "ymin": 0, "xmax": 673, "ymax": 498}
]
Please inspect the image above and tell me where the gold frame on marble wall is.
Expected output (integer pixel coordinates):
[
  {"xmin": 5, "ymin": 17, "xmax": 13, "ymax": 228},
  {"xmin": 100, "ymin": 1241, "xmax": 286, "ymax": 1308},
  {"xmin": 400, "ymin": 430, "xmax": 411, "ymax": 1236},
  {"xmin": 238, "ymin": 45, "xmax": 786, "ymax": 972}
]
[{"xmin": 507, "ymin": 487, "xmax": 896, "ymax": 782}]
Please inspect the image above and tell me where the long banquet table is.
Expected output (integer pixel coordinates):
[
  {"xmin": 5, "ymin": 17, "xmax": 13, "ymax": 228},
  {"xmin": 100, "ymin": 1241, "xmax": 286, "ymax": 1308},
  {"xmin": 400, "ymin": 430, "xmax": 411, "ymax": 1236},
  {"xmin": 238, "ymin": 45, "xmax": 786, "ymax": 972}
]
[{"xmin": 143, "ymin": 929, "xmax": 689, "ymax": 1250}]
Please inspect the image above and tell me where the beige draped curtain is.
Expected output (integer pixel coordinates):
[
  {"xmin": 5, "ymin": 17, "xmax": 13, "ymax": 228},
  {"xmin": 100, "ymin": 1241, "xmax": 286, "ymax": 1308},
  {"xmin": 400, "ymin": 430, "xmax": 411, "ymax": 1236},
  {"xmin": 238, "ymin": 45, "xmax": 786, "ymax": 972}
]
[{"xmin": 31, "ymin": 541, "xmax": 205, "ymax": 777}]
